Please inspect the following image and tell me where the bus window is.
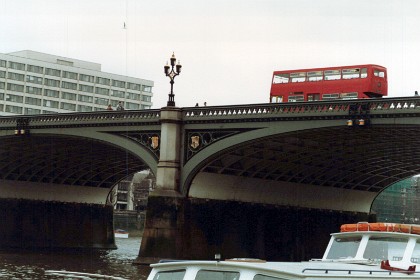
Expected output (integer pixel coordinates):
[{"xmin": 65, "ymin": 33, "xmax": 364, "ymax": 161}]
[
  {"xmin": 361, "ymin": 68, "xmax": 367, "ymax": 78},
  {"xmin": 273, "ymin": 73, "xmax": 289, "ymax": 84},
  {"xmin": 307, "ymin": 93, "xmax": 320, "ymax": 101},
  {"xmin": 374, "ymin": 69, "xmax": 385, "ymax": 78},
  {"xmin": 288, "ymin": 95, "xmax": 304, "ymax": 102},
  {"xmin": 341, "ymin": 92, "xmax": 358, "ymax": 99},
  {"xmin": 271, "ymin": 96, "xmax": 283, "ymax": 103},
  {"xmin": 308, "ymin": 71, "xmax": 323, "ymax": 81},
  {"xmin": 290, "ymin": 72, "xmax": 306, "ymax": 83},
  {"xmin": 324, "ymin": 70, "xmax": 341, "ymax": 81},
  {"xmin": 322, "ymin": 93, "xmax": 340, "ymax": 100},
  {"xmin": 342, "ymin": 68, "xmax": 360, "ymax": 79}
]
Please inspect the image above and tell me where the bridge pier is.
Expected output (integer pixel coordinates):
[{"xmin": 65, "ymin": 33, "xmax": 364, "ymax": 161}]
[
  {"xmin": 137, "ymin": 197, "xmax": 374, "ymax": 263},
  {"xmin": 0, "ymin": 180, "xmax": 115, "ymax": 249},
  {"xmin": 0, "ymin": 198, "xmax": 115, "ymax": 249}
]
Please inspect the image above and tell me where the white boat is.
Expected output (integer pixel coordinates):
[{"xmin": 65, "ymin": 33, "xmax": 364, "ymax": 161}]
[
  {"xmin": 147, "ymin": 222, "xmax": 420, "ymax": 279},
  {"xmin": 114, "ymin": 229, "xmax": 129, "ymax": 238}
]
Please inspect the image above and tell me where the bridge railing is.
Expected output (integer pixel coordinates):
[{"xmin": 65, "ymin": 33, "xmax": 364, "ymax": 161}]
[
  {"xmin": 183, "ymin": 97, "xmax": 420, "ymax": 120},
  {"xmin": 0, "ymin": 110, "xmax": 161, "ymax": 129}
]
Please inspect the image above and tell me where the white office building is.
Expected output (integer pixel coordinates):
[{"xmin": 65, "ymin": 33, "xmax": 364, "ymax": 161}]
[{"xmin": 0, "ymin": 50, "xmax": 153, "ymax": 115}]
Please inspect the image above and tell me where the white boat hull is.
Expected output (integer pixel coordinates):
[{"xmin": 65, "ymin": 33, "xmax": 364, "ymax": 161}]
[{"xmin": 114, "ymin": 233, "xmax": 129, "ymax": 238}]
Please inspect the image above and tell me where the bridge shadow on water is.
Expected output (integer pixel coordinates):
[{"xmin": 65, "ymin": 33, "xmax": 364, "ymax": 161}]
[{"xmin": 0, "ymin": 237, "xmax": 150, "ymax": 279}]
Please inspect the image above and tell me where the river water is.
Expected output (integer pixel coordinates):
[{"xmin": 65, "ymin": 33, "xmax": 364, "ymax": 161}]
[{"xmin": 0, "ymin": 237, "xmax": 151, "ymax": 279}]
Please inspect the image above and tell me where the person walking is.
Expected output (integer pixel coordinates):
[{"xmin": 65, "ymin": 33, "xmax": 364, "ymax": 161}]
[
  {"xmin": 116, "ymin": 102, "xmax": 124, "ymax": 111},
  {"xmin": 106, "ymin": 104, "xmax": 113, "ymax": 110}
]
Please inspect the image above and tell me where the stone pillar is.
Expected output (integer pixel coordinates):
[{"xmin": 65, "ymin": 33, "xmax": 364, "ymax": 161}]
[
  {"xmin": 153, "ymin": 107, "xmax": 182, "ymax": 197},
  {"xmin": 137, "ymin": 107, "xmax": 186, "ymax": 264}
]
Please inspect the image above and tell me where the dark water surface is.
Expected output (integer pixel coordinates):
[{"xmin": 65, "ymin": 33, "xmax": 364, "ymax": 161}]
[{"xmin": 0, "ymin": 237, "xmax": 151, "ymax": 279}]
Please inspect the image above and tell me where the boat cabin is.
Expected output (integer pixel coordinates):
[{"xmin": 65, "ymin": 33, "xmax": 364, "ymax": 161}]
[{"xmin": 147, "ymin": 223, "xmax": 420, "ymax": 280}]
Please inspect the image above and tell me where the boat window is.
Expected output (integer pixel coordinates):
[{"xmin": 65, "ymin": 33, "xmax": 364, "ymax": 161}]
[
  {"xmin": 326, "ymin": 236, "xmax": 361, "ymax": 259},
  {"xmin": 254, "ymin": 274, "xmax": 288, "ymax": 280},
  {"xmin": 195, "ymin": 270, "xmax": 239, "ymax": 280},
  {"xmin": 411, "ymin": 239, "xmax": 420, "ymax": 263},
  {"xmin": 153, "ymin": 270, "xmax": 186, "ymax": 280},
  {"xmin": 363, "ymin": 237, "xmax": 408, "ymax": 262},
  {"xmin": 273, "ymin": 74, "xmax": 289, "ymax": 84}
]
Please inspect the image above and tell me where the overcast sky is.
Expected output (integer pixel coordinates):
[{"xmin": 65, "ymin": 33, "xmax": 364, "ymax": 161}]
[{"xmin": 1, "ymin": 0, "xmax": 419, "ymax": 108}]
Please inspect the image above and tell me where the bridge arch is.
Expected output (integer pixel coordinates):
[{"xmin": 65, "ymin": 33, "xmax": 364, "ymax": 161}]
[
  {"xmin": 0, "ymin": 129, "xmax": 158, "ymax": 192},
  {"xmin": 182, "ymin": 122, "xmax": 420, "ymax": 213}
]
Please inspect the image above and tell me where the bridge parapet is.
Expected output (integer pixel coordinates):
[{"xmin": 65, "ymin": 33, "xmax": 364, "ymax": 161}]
[
  {"xmin": 183, "ymin": 97, "xmax": 420, "ymax": 122},
  {"xmin": 0, "ymin": 110, "xmax": 161, "ymax": 129}
]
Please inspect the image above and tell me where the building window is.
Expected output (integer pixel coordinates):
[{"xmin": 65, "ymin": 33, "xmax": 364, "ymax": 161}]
[
  {"xmin": 95, "ymin": 87, "xmax": 109, "ymax": 95},
  {"xmin": 44, "ymin": 89, "xmax": 60, "ymax": 98},
  {"xmin": 142, "ymin": 85, "xmax": 152, "ymax": 93},
  {"xmin": 128, "ymin": 82, "xmax": 141, "ymax": 91},
  {"xmin": 5, "ymin": 105, "xmax": 23, "ymax": 114},
  {"xmin": 0, "ymin": 92, "xmax": 3, "ymax": 100},
  {"xmin": 141, "ymin": 104, "xmax": 151, "ymax": 109},
  {"xmin": 44, "ymin": 99, "xmax": 59, "ymax": 108},
  {"xmin": 112, "ymin": 79, "xmax": 126, "ymax": 88},
  {"xmin": 45, "ymin": 68, "xmax": 61, "ymax": 77},
  {"xmin": 126, "ymin": 102, "xmax": 140, "ymax": 109},
  {"xmin": 25, "ymin": 108, "xmax": 41, "ymax": 115},
  {"xmin": 26, "ymin": 86, "xmax": 43, "ymax": 95},
  {"xmin": 61, "ymin": 91, "xmax": 76, "ymax": 100},
  {"xmin": 7, "ymin": 72, "xmax": 25, "ymax": 81},
  {"xmin": 0, "ymin": 82, "xmax": 5, "ymax": 89},
  {"xmin": 142, "ymin": 95, "xmax": 151, "ymax": 102},
  {"xmin": 80, "ymin": 74, "xmax": 94, "ymax": 83},
  {"xmin": 79, "ymin": 84, "xmax": 94, "ymax": 93},
  {"xmin": 0, "ymin": 60, "xmax": 6, "ymax": 68},
  {"xmin": 0, "ymin": 71, "xmax": 6, "ymax": 78},
  {"xmin": 62, "ymin": 81, "xmax": 78, "ymax": 90},
  {"xmin": 78, "ymin": 94, "xmax": 93, "ymax": 103},
  {"xmin": 27, "ymin": 65, "xmax": 44, "ymax": 74},
  {"xmin": 7, "ymin": 83, "xmax": 24, "ymax": 92},
  {"xmin": 96, "ymin": 77, "xmax": 110, "ymax": 86},
  {"xmin": 126, "ymin": 92, "xmax": 140, "ymax": 101},
  {"xmin": 111, "ymin": 90, "xmax": 125, "ymax": 98},
  {"xmin": 25, "ymin": 97, "xmax": 42, "ymax": 106},
  {"xmin": 6, "ymin": 94, "xmax": 24, "ymax": 103},
  {"xmin": 60, "ymin": 102, "xmax": 76, "ymax": 111},
  {"xmin": 94, "ymin": 97, "xmax": 109, "ymax": 106},
  {"xmin": 26, "ymin": 75, "xmax": 43, "ymax": 84},
  {"xmin": 8, "ymin": 61, "xmax": 25, "ymax": 71},
  {"xmin": 44, "ymin": 78, "xmax": 60, "ymax": 87},
  {"xmin": 62, "ymin": 71, "xmax": 78, "ymax": 80},
  {"xmin": 78, "ymin": 105, "xmax": 92, "ymax": 112}
]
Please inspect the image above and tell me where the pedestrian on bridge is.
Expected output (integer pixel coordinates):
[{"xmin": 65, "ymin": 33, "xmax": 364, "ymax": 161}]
[{"xmin": 116, "ymin": 102, "xmax": 124, "ymax": 111}]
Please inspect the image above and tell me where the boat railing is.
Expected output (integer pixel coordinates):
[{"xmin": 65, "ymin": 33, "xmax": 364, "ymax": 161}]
[
  {"xmin": 45, "ymin": 270, "xmax": 128, "ymax": 279},
  {"xmin": 302, "ymin": 268, "xmax": 417, "ymax": 276}
]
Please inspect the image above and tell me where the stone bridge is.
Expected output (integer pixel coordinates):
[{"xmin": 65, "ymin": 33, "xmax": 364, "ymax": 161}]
[{"xmin": 0, "ymin": 97, "xmax": 419, "ymax": 261}]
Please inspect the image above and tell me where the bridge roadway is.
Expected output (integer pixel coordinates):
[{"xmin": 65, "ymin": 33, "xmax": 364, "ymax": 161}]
[{"xmin": 0, "ymin": 97, "xmax": 419, "ymax": 261}]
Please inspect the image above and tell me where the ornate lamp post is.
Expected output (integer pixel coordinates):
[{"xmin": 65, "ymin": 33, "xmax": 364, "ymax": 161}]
[{"xmin": 164, "ymin": 52, "xmax": 182, "ymax": 106}]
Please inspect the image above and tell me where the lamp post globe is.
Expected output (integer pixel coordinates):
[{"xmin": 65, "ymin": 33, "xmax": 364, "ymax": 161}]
[{"xmin": 164, "ymin": 52, "xmax": 182, "ymax": 107}]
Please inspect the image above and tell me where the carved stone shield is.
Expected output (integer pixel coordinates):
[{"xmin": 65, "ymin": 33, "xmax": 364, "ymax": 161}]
[
  {"xmin": 190, "ymin": 135, "xmax": 200, "ymax": 149},
  {"xmin": 150, "ymin": 136, "xmax": 159, "ymax": 149}
]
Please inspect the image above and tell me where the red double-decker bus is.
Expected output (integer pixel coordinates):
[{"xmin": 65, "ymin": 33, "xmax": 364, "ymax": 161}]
[{"xmin": 270, "ymin": 64, "xmax": 387, "ymax": 103}]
